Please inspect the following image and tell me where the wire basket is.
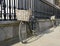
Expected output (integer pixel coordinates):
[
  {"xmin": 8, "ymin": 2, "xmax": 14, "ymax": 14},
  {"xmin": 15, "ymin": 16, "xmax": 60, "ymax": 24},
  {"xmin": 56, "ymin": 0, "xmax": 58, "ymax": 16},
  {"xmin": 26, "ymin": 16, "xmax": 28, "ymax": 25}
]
[{"xmin": 16, "ymin": 9, "xmax": 32, "ymax": 21}]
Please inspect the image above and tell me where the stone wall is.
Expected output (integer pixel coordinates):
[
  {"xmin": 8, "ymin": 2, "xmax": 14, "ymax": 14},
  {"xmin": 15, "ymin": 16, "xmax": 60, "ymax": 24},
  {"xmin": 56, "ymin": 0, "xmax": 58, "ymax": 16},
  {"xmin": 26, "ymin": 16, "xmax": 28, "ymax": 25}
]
[
  {"xmin": 38, "ymin": 20, "xmax": 52, "ymax": 32},
  {"xmin": 0, "ymin": 26, "xmax": 19, "ymax": 41},
  {"xmin": 56, "ymin": 19, "xmax": 60, "ymax": 25},
  {"xmin": 0, "ymin": 20, "xmax": 53, "ymax": 41},
  {"xmin": 0, "ymin": 21, "xmax": 19, "ymax": 41}
]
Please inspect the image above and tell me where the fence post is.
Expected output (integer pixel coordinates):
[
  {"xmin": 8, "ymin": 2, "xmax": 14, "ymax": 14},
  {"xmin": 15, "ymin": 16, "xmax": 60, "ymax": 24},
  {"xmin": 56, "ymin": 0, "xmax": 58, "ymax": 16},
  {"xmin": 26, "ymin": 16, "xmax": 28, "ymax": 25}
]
[
  {"xmin": 3, "ymin": 0, "xmax": 6, "ymax": 20},
  {"xmin": 14, "ymin": 0, "xmax": 16, "ymax": 20},
  {"xmin": 1, "ymin": 2, "xmax": 2, "ymax": 19},
  {"xmin": 9, "ymin": 0, "xmax": 11, "ymax": 20}
]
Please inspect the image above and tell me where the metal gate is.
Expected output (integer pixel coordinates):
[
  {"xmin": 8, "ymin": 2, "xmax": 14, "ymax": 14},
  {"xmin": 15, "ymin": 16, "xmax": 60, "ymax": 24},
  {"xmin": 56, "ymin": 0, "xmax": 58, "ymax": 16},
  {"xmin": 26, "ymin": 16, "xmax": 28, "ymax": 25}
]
[{"xmin": 0, "ymin": 0, "xmax": 16, "ymax": 20}]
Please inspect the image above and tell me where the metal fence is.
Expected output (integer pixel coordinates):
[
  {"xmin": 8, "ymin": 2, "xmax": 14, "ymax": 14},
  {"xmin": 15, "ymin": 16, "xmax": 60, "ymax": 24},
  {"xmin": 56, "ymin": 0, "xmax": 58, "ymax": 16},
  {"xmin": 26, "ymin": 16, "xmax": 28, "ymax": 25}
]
[
  {"xmin": 17, "ymin": 0, "xmax": 60, "ymax": 19},
  {"xmin": 33, "ymin": 0, "xmax": 60, "ymax": 19},
  {"xmin": 0, "ymin": 0, "xmax": 60, "ymax": 21},
  {"xmin": 0, "ymin": 0, "xmax": 16, "ymax": 20}
]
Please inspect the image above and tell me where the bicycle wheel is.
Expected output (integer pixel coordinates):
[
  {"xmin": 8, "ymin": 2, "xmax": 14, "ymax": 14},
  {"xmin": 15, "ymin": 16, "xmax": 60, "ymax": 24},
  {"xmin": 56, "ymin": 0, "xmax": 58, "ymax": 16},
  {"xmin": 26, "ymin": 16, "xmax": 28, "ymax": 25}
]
[{"xmin": 19, "ymin": 21, "xmax": 27, "ymax": 43}]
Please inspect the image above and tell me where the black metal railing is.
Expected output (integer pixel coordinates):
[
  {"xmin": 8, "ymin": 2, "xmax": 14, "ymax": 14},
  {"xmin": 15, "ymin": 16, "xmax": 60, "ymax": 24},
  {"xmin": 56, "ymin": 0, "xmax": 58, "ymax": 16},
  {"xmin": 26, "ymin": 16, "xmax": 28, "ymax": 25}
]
[
  {"xmin": 0, "ymin": 0, "xmax": 60, "ymax": 21},
  {"xmin": 34, "ymin": 0, "xmax": 60, "ymax": 19},
  {"xmin": 17, "ymin": 0, "xmax": 60, "ymax": 19},
  {"xmin": 0, "ymin": 0, "xmax": 16, "ymax": 20}
]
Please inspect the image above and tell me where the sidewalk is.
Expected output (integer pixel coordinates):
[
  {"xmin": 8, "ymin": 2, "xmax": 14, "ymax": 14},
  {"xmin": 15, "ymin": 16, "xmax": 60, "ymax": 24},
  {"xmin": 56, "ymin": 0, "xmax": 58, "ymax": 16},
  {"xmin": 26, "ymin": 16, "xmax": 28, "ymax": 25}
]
[{"xmin": 12, "ymin": 26, "xmax": 60, "ymax": 46}]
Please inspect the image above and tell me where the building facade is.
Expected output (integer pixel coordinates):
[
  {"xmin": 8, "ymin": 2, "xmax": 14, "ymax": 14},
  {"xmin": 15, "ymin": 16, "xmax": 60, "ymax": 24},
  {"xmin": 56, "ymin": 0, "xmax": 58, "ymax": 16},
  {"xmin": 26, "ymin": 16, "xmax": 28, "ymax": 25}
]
[{"xmin": 54, "ymin": 0, "xmax": 60, "ymax": 7}]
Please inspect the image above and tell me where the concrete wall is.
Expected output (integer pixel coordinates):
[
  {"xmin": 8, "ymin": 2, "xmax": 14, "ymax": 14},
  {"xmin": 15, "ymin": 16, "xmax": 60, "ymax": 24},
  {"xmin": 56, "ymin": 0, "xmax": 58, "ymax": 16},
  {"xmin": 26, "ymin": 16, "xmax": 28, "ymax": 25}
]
[
  {"xmin": 0, "ymin": 20, "xmax": 52, "ymax": 41},
  {"xmin": 38, "ymin": 20, "xmax": 52, "ymax": 32},
  {"xmin": 0, "ymin": 21, "xmax": 19, "ymax": 41},
  {"xmin": 0, "ymin": 25, "xmax": 19, "ymax": 41},
  {"xmin": 18, "ymin": 20, "xmax": 53, "ymax": 41},
  {"xmin": 55, "ymin": 19, "xmax": 60, "ymax": 26},
  {"xmin": 0, "ymin": 26, "xmax": 13, "ymax": 41}
]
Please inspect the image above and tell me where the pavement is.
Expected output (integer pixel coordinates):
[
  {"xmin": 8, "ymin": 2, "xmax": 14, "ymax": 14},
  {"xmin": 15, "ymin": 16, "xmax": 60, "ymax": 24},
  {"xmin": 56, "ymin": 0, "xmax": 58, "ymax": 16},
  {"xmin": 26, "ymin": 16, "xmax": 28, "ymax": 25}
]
[{"xmin": 11, "ymin": 26, "xmax": 60, "ymax": 46}]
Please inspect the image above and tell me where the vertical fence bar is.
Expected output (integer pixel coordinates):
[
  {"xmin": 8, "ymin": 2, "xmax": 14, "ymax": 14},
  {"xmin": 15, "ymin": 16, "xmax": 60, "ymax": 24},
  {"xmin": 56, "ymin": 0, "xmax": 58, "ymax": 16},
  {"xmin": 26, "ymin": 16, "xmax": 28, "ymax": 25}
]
[
  {"xmin": 18, "ymin": 0, "xmax": 21, "ymax": 9},
  {"xmin": 12, "ymin": 0, "xmax": 13, "ymax": 19},
  {"xmin": 9, "ymin": 0, "xmax": 11, "ymax": 20},
  {"xmin": 23, "ymin": 0, "xmax": 24, "ymax": 9},
  {"xmin": 7, "ymin": 0, "xmax": 8, "ymax": 19},
  {"xmin": 25, "ymin": 0, "xmax": 26, "ymax": 9},
  {"xmin": 29, "ymin": 0, "xmax": 31, "ymax": 10},
  {"xmin": 0, "ymin": 0, "xmax": 3, "ymax": 20},
  {"xmin": 3, "ymin": 0, "xmax": 6, "ymax": 20},
  {"xmin": 14, "ymin": 0, "xmax": 16, "ymax": 20},
  {"xmin": 1, "ymin": 2, "xmax": 2, "ymax": 19}
]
